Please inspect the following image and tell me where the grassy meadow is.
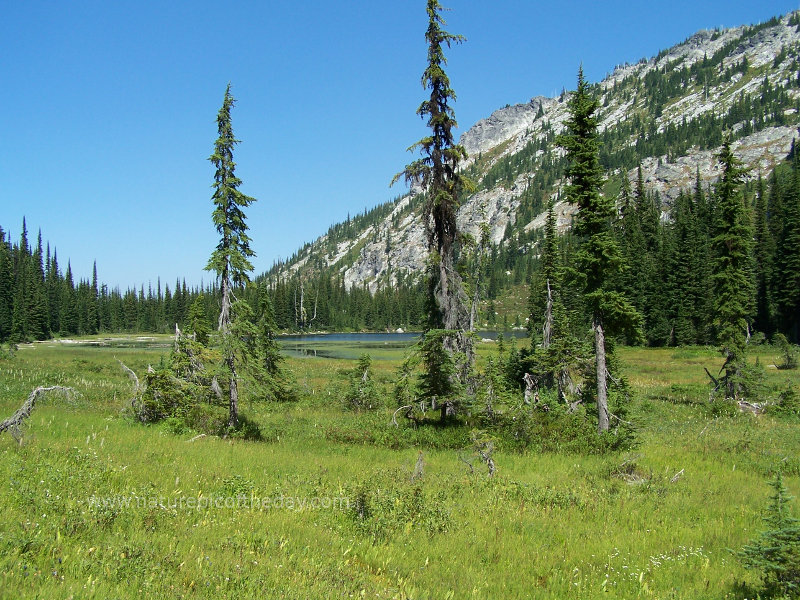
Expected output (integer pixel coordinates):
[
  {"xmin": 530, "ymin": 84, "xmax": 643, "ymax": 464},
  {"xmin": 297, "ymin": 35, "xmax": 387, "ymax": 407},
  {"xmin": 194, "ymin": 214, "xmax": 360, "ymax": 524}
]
[{"xmin": 0, "ymin": 337, "xmax": 798, "ymax": 599}]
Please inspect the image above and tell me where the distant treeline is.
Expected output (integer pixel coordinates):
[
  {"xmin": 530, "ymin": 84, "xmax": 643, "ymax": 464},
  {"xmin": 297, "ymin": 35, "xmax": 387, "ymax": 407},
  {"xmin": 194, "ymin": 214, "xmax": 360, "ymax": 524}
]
[{"xmin": 0, "ymin": 221, "xmax": 429, "ymax": 343}]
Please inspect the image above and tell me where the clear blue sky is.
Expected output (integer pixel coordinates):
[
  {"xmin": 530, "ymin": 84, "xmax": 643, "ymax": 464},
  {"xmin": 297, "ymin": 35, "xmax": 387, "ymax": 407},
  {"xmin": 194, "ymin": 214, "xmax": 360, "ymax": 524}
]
[{"xmin": 1, "ymin": 0, "xmax": 795, "ymax": 290}]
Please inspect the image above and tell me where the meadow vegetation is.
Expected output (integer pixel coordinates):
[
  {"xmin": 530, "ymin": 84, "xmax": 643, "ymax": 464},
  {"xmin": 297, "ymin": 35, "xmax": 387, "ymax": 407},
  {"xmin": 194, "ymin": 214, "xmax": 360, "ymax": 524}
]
[{"xmin": 0, "ymin": 337, "xmax": 798, "ymax": 599}]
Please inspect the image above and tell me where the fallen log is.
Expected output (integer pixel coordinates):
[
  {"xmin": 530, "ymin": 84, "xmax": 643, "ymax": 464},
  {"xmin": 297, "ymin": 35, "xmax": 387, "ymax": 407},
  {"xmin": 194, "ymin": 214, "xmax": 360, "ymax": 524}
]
[
  {"xmin": 0, "ymin": 386, "xmax": 75, "ymax": 441},
  {"xmin": 737, "ymin": 400, "xmax": 766, "ymax": 415}
]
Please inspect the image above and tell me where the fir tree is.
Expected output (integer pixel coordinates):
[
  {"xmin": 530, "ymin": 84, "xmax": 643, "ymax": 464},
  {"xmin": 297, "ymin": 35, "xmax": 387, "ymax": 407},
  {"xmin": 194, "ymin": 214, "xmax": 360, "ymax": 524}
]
[
  {"xmin": 393, "ymin": 0, "xmax": 473, "ymax": 419},
  {"xmin": 237, "ymin": 284, "xmax": 293, "ymax": 403},
  {"xmin": 185, "ymin": 294, "xmax": 211, "ymax": 346},
  {"xmin": 665, "ymin": 191, "xmax": 701, "ymax": 345},
  {"xmin": 775, "ymin": 153, "xmax": 800, "ymax": 342},
  {"xmin": 86, "ymin": 261, "xmax": 99, "ymax": 335},
  {"xmin": 0, "ymin": 228, "xmax": 12, "ymax": 341},
  {"xmin": 752, "ymin": 175, "xmax": 776, "ymax": 337},
  {"xmin": 524, "ymin": 199, "xmax": 583, "ymax": 402},
  {"xmin": 710, "ymin": 139, "xmax": 752, "ymax": 398},
  {"xmin": 205, "ymin": 83, "xmax": 256, "ymax": 429},
  {"xmin": 739, "ymin": 472, "xmax": 800, "ymax": 597},
  {"xmin": 10, "ymin": 220, "xmax": 30, "ymax": 342},
  {"xmin": 60, "ymin": 262, "xmax": 79, "ymax": 336},
  {"xmin": 558, "ymin": 67, "xmax": 642, "ymax": 433},
  {"xmin": 26, "ymin": 230, "xmax": 49, "ymax": 340},
  {"xmin": 46, "ymin": 247, "xmax": 61, "ymax": 335},
  {"xmin": 528, "ymin": 198, "xmax": 559, "ymax": 341}
]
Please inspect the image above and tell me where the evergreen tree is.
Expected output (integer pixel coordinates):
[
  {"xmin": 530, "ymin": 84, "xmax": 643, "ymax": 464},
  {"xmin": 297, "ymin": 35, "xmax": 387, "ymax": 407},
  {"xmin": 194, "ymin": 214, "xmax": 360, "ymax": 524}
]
[
  {"xmin": 775, "ymin": 153, "xmax": 800, "ymax": 342},
  {"xmin": 205, "ymin": 83, "xmax": 256, "ymax": 429},
  {"xmin": 738, "ymin": 472, "xmax": 800, "ymax": 597},
  {"xmin": 185, "ymin": 294, "xmax": 211, "ymax": 346},
  {"xmin": 60, "ymin": 262, "xmax": 79, "ymax": 335},
  {"xmin": 752, "ymin": 175, "xmax": 776, "ymax": 336},
  {"xmin": 10, "ymin": 220, "xmax": 30, "ymax": 342},
  {"xmin": 665, "ymin": 191, "xmax": 702, "ymax": 344},
  {"xmin": 25, "ymin": 230, "xmax": 49, "ymax": 340},
  {"xmin": 525, "ymin": 199, "xmax": 583, "ymax": 401},
  {"xmin": 46, "ymin": 247, "xmax": 61, "ymax": 335},
  {"xmin": 86, "ymin": 262, "xmax": 99, "ymax": 335},
  {"xmin": 253, "ymin": 285, "xmax": 284, "ymax": 380},
  {"xmin": 0, "ymin": 228, "xmax": 12, "ymax": 341},
  {"xmin": 393, "ymin": 0, "xmax": 473, "ymax": 418},
  {"xmin": 558, "ymin": 67, "xmax": 642, "ymax": 433},
  {"xmin": 710, "ymin": 139, "xmax": 752, "ymax": 398}
]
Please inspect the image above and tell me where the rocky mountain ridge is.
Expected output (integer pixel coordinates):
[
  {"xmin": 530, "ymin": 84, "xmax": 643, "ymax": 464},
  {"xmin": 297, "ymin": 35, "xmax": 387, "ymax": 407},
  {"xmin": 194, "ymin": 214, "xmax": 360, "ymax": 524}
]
[{"xmin": 271, "ymin": 11, "xmax": 800, "ymax": 293}]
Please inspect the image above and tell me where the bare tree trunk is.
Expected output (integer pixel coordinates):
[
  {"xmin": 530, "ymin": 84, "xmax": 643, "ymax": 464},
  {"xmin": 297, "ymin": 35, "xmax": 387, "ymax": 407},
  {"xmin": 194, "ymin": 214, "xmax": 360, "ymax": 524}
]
[
  {"xmin": 294, "ymin": 280, "xmax": 317, "ymax": 330},
  {"xmin": 294, "ymin": 284, "xmax": 300, "ymax": 328},
  {"xmin": 523, "ymin": 372, "xmax": 536, "ymax": 405},
  {"xmin": 228, "ymin": 358, "xmax": 238, "ymax": 430},
  {"xmin": 543, "ymin": 279, "xmax": 553, "ymax": 349},
  {"xmin": 594, "ymin": 319, "xmax": 609, "ymax": 433},
  {"xmin": 219, "ymin": 264, "xmax": 237, "ymax": 429},
  {"xmin": 218, "ymin": 274, "xmax": 231, "ymax": 334},
  {"xmin": 469, "ymin": 285, "xmax": 478, "ymax": 332}
]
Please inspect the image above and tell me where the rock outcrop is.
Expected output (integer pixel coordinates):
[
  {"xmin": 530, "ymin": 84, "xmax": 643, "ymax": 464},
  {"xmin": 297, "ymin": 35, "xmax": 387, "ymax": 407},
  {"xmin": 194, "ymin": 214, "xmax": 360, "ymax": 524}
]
[{"xmin": 273, "ymin": 12, "xmax": 800, "ymax": 292}]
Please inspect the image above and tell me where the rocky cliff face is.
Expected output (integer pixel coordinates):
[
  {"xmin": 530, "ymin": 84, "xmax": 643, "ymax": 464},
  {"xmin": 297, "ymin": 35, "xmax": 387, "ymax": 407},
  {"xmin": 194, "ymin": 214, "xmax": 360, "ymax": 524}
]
[{"xmin": 274, "ymin": 12, "xmax": 800, "ymax": 292}]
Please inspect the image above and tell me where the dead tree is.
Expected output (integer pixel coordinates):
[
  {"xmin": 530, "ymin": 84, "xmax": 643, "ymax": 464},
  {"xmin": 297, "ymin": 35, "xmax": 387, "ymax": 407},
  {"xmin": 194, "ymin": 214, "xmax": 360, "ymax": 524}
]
[
  {"xmin": 523, "ymin": 373, "xmax": 536, "ymax": 405},
  {"xmin": 543, "ymin": 279, "xmax": 553, "ymax": 349},
  {"xmin": 0, "ymin": 386, "xmax": 75, "ymax": 441},
  {"xmin": 594, "ymin": 320, "xmax": 610, "ymax": 432},
  {"xmin": 294, "ymin": 280, "xmax": 318, "ymax": 330},
  {"xmin": 117, "ymin": 358, "xmax": 143, "ymax": 415},
  {"xmin": 476, "ymin": 439, "xmax": 496, "ymax": 477}
]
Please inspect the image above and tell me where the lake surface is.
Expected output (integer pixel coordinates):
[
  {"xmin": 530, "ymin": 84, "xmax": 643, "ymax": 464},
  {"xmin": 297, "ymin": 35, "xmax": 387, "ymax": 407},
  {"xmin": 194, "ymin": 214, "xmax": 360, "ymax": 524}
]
[{"xmin": 278, "ymin": 330, "xmax": 527, "ymax": 360}]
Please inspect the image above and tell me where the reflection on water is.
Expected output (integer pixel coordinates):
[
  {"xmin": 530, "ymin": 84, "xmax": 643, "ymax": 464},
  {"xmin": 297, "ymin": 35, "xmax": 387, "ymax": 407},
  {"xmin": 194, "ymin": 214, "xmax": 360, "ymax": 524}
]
[{"xmin": 278, "ymin": 330, "xmax": 527, "ymax": 360}]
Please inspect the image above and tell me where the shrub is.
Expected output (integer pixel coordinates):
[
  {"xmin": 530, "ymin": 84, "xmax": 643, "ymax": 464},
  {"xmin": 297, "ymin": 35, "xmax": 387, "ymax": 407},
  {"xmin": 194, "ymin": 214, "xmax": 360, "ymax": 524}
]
[
  {"xmin": 775, "ymin": 333, "xmax": 799, "ymax": 370},
  {"xmin": 773, "ymin": 384, "xmax": 800, "ymax": 418},
  {"xmin": 343, "ymin": 354, "xmax": 381, "ymax": 411},
  {"xmin": 494, "ymin": 399, "xmax": 632, "ymax": 454}
]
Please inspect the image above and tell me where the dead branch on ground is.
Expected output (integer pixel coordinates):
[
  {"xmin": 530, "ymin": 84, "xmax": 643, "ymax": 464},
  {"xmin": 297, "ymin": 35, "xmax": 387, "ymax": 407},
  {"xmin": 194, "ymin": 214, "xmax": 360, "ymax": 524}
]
[{"xmin": 0, "ymin": 386, "xmax": 75, "ymax": 441}]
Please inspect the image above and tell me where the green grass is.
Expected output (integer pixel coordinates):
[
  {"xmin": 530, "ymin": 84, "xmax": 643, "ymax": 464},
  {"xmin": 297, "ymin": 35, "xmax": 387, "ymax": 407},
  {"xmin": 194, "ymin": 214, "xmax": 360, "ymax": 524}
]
[{"xmin": 0, "ymin": 338, "xmax": 798, "ymax": 598}]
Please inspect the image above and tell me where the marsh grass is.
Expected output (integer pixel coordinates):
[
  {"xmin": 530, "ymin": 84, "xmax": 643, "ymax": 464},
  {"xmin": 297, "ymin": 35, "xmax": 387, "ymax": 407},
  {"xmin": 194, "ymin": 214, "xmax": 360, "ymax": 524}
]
[{"xmin": 0, "ymin": 337, "xmax": 798, "ymax": 598}]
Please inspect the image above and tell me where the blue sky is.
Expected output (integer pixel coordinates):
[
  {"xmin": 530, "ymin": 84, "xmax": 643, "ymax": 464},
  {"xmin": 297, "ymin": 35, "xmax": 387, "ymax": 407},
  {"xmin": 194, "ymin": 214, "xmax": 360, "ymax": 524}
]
[{"xmin": 1, "ymin": 0, "xmax": 796, "ymax": 290}]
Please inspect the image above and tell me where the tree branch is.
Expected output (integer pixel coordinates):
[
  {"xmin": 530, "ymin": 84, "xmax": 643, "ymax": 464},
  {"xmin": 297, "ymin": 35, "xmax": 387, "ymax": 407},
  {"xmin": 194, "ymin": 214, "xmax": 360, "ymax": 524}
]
[{"xmin": 0, "ymin": 386, "xmax": 75, "ymax": 440}]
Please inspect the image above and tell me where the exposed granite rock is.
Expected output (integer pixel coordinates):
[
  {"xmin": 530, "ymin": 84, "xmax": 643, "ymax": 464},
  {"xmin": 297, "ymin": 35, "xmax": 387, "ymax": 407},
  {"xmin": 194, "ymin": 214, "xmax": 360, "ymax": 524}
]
[{"xmin": 278, "ymin": 12, "xmax": 800, "ymax": 291}]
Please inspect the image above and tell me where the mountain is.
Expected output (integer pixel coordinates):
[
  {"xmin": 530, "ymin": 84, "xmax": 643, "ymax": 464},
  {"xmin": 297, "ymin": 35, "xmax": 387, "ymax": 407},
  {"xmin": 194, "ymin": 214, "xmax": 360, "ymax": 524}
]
[{"xmin": 267, "ymin": 11, "xmax": 800, "ymax": 296}]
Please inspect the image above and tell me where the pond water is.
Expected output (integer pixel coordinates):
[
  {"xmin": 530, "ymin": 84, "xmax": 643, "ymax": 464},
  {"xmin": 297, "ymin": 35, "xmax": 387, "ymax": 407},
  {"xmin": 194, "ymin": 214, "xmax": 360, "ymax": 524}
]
[{"xmin": 278, "ymin": 330, "xmax": 527, "ymax": 361}]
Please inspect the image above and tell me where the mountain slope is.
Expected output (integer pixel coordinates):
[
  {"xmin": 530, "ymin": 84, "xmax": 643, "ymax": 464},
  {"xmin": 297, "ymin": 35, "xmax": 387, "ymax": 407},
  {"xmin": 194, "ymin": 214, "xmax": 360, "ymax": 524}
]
[{"xmin": 268, "ymin": 12, "xmax": 800, "ymax": 294}]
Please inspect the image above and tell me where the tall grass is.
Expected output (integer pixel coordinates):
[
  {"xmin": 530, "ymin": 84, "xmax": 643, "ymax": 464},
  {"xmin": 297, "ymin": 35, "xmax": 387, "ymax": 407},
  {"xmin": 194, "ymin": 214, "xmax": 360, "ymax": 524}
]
[{"xmin": 0, "ymin": 337, "xmax": 797, "ymax": 598}]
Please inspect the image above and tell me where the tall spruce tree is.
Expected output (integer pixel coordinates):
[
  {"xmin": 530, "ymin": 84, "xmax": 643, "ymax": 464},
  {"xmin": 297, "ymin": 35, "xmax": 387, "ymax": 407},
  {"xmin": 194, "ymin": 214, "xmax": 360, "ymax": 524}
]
[
  {"xmin": 752, "ymin": 175, "xmax": 776, "ymax": 337},
  {"xmin": 710, "ymin": 139, "xmax": 752, "ymax": 398},
  {"xmin": 205, "ymin": 83, "xmax": 256, "ymax": 429},
  {"xmin": 10, "ymin": 220, "xmax": 30, "ymax": 342},
  {"xmin": 775, "ymin": 152, "xmax": 800, "ymax": 342},
  {"xmin": 558, "ymin": 67, "xmax": 641, "ymax": 433},
  {"xmin": 46, "ymin": 247, "xmax": 61, "ymax": 335},
  {"xmin": 60, "ymin": 262, "xmax": 78, "ymax": 335},
  {"xmin": 0, "ymin": 228, "xmax": 12, "ymax": 342},
  {"xmin": 393, "ymin": 0, "xmax": 473, "ymax": 419}
]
